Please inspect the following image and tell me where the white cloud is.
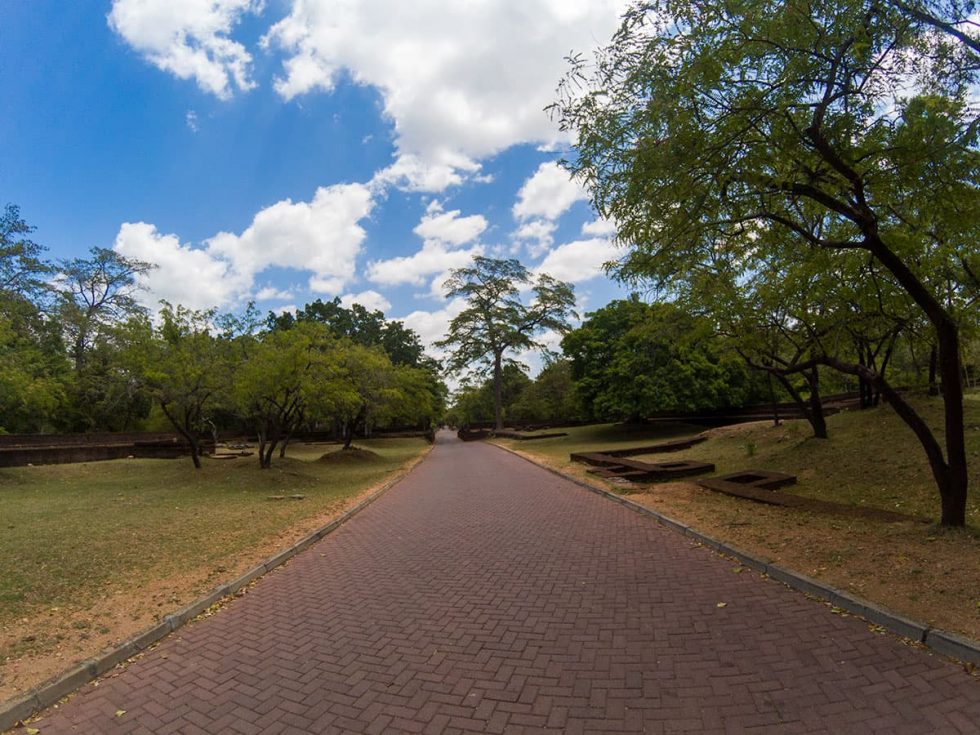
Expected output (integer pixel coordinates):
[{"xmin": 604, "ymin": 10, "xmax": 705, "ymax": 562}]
[
  {"xmin": 513, "ymin": 219, "xmax": 557, "ymax": 257},
  {"xmin": 413, "ymin": 204, "xmax": 487, "ymax": 246},
  {"xmin": 265, "ymin": 1, "xmax": 627, "ymax": 188},
  {"xmin": 367, "ymin": 241, "xmax": 483, "ymax": 288},
  {"xmin": 113, "ymin": 222, "xmax": 247, "ymax": 311},
  {"xmin": 399, "ymin": 297, "xmax": 467, "ymax": 355},
  {"xmin": 513, "ymin": 161, "xmax": 588, "ymax": 221},
  {"xmin": 582, "ymin": 218, "xmax": 617, "ymax": 237},
  {"xmin": 108, "ymin": 0, "xmax": 261, "ymax": 99},
  {"xmin": 112, "ymin": 183, "xmax": 373, "ymax": 311},
  {"xmin": 535, "ymin": 237, "xmax": 619, "ymax": 283},
  {"xmin": 186, "ymin": 110, "xmax": 199, "ymax": 132},
  {"xmin": 367, "ymin": 202, "xmax": 486, "ymax": 289},
  {"xmin": 207, "ymin": 183, "xmax": 374, "ymax": 297},
  {"xmin": 340, "ymin": 290, "xmax": 392, "ymax": 313},
  {"xmin": 369, "ymin": 152, "xmax": 478, "ymax": 193},
  {"xmin": 255, "ymin": 286, "xmax": 294, "ymax": 301}
]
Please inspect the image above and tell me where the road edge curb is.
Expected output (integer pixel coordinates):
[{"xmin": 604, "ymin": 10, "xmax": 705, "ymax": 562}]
[
  {"xmin": 490, "ymin": 442, "xmax": 980, "ymax": 669},
  {"xmin": 0, "ymin": 444, "xmax": 432, "ymax": 733}
]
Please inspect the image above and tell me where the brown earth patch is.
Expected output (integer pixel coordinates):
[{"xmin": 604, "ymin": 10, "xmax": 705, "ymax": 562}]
[
  {"xmin": 0, "ymin": 446, "xmax": 429, "ymax": 704},
  {"xmin": 317, "ymin": 446, "xmax": 384, "ymax": 463}
]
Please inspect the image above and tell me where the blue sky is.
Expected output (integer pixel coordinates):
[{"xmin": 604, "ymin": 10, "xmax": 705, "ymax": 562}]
[{"xmin": 1, "ymin": 0, "xmax": 630, "ymax": 366}]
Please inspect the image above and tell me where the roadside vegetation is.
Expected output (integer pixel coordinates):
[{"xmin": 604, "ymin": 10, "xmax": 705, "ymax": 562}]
[{"xmin": 0, "ymin": 437, "xmax": 429, "ymax": 700}]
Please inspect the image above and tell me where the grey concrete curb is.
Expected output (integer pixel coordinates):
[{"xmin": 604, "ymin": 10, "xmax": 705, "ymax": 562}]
[
  {"xmin": 490, "ymin": 442, "xmax": 980, "ymax": 669},
  {"xmin": 0, "ymin": 447, "xmax": 431, "ymax": 733}
]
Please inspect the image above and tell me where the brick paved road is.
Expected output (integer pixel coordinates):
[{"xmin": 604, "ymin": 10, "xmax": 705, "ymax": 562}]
[{"xmin": 30, "ymin": 432, "xmax": 980, "ymax": 733}]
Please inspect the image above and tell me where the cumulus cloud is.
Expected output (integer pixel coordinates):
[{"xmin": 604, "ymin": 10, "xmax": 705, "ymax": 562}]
[
  {"xmin": 264, "ymin": 0, "xmax": 626, "ymax": 188},
  {"xmin": 534, "ymin": 237, "xmax": 619, "ymax": 283},
  {"xmin": 513, "ymin": 161, "xmax": 589, "ymax": 221},
  {"xmin": 367, "ymin": 202, "xmax": 487, "ymax": 289},
  {"xmin": 113, "ymin": 222, "xmax": 247, "ymax": 311},
  {"xmin": 370, "ymin": 152, "xmax": 478, "ymax": 193},
  {"xmin": 582, "ymin": 218, "xmax": 617, "ymax": 237},
  {"xmin": 367, "ymin": 241, "xmax": 483, "ymax": 289},
  {"xmin": 340, "ymin": 289, "xmax": 392, "ymax": 313},
  {"xmin": 207, "ymin": 183, "xmax": 374, "ymax": 296},
  {"xmin": 513, "ymin": 219, "xmax": 557, "ymax": 258},
  {"xmin": 108, "ymin": 0, "xmax": 261, "ymax": 99},
  {"xmin": 112, "ymin": 183, "xmax": 373, "ymax": 311},
  {"xmin": 414, "ymin": 203, "xmax": 488, "ymax": 246},
  {"xmin": 255, "ymin": 286, "xmax": 294, "ymax": 301},
  {"xmin": 399, "ymin": 297, "xmax": 467, "ymax": 355}
]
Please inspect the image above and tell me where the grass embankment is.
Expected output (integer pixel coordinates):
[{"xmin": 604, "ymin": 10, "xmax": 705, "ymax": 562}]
[
  {"xmin": 0, "ymin": 438, "xmax": 429, "ymax": 701},
  {"xmin": 494, "ymin": 395, "xmax": 980, "ymax": 642}
]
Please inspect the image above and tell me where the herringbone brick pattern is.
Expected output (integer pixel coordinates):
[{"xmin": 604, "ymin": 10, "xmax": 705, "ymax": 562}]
[{"xmin": 31, "ymin": 432, "xmax": 979, "ymax": 733}]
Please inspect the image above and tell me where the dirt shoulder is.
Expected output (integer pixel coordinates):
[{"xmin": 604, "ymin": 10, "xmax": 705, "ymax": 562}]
[{"xmin": 0, "ymin": 444, "xmax": 431, "ymax": 704}]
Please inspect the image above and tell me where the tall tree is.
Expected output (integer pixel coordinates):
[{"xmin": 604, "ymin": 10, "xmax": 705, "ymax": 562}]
[
  {"xmin": 131, "ymin": 303, "xmax": 232, "ymax": 468},
  {"xmin": 234, "ymin": 324, "xmax": 321, "ymax": 468},
  {"xmin": 437, "ymin": 256, "xmax": 576, "ymax": 431},
  {"xmin": 56, "ymin": 247, "xmax": 155, "ymax": 372},
  {"xmin": 0, "ymin": 204, "xmax": 53, "ymax": 303},
  {"xmin": 552, "ymin": 0, "xmax": 979, "ymax": 525}
]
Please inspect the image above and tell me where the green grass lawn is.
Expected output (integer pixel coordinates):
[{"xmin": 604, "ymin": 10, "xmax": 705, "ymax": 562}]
[
  {"xmin": 0, "ymin": 438, "xmax": 428, "ymax": 629},
  {"xmin": 503, "ymin": 397, "xmax": 980, "ymax": 524}
]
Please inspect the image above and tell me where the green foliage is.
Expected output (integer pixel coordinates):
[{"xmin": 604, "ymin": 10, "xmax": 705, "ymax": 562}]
[
  {"xmin": 0, "ymin": 204, "xmax": 53, "ymax": 303},
  {"xmin": 234, "ymin": 323, "xmax": 322, "ymax": 467},
  {"xmin": 437, "ymin": 256, "xmax": 576, "ymax": 429},
  {"xmin": 0, "ymin": 302, "xmax": 67, "ymax": 433},
  {"xmin": 509, "ymin": 360, "xmax": 585, "ymax": 424},
  {"xmin": 448, "ymin": 365, "xmax": 534, "ymax": 426},
  {"xmin": 562, "ymin": 298, "xmax": 756, "ymax": 421},
  {"xmin": 552, "ymin": 0, "xmax": 979, "ymax": 523},
  {"xmin": 56, "ymin": 247, "xmax": 155, "ymax": 373},
  {"xmin": 268, "ymin": 296, "xmax": 428, "ymax": 368},
  {"xmin": 124, "ymin": 303, "xmax": 233, "ymax": 467}
]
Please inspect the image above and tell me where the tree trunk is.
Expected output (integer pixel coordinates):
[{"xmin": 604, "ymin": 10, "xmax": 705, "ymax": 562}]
[
  {"xmin": 188, "ymin": 439, "xmax": 202, "ymax": 469},
  {"xmin": 774, "ymin": 372, "xmax": 827, "ymax": 439},
  {"xmin": 936, "ymin": 324, "xmax": 967, "ymax": 526},
  {"xmin": 159, "ymin": 401, "xmax": 203, "ymax": 470},
  {"xmin": 863, "ymin": 238, "xmax": 968, "ymax": 526},
  {"xmin": 258, "ymin": 421, "xmax": 279, "ymax": 469},
  {"xmin": 257, "ymin": 430, "xmax": 269, "ymax": 469},
  {"xmin": 821, "ymin": 351, "xmax": 966, "ymax": 527},
  {"xmin": 804, "ymin": 367, "xmax": 828, "ymax": 440},
  {"xmin": 928, "ymin": 342, "xmax": 939, "ymax": 396},
  {"xmin": 493, "ymin": 350, "xmax": 504, "ymax": 431},
  {"xmin": 767, "ymin": 373, "xmax": 781, "ymax": 426},
  {"xmin": 343, "ymin": 420, "xmax": 354, "ymax": 449}
]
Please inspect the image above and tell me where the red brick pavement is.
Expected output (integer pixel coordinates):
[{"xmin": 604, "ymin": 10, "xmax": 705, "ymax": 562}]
[{"xmin": 27, "ymin": 432, "xmax": 980, "ymax": 733}]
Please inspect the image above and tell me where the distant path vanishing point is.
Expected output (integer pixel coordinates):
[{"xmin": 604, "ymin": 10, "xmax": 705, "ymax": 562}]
[{"xmin": 32, "ymin": 430, "xmax": 979, "ymax": 733}]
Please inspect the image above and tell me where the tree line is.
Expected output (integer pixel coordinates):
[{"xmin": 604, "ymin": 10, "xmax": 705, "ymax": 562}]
[{"xmin": 0, "ymin": 205, "xmax": 445, "ymax": 469}]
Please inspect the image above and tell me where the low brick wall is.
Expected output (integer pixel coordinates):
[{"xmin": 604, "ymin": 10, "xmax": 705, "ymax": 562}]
[
  {"xmin": 0, "ymin": 432, "xmax": 185, "ymax": 448},
  {"xmin": 0, "ymin": 435, "xmax": 212, "ymax": 468}
]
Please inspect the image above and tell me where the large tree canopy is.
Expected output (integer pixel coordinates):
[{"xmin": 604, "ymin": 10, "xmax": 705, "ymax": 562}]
[
  {"xmin": 562, "ymin": 298, "xmax": 757, "ymax": 421},
  {"xmin": 553, "ymin": 0, "xmax": 980, "ymax": 525}
]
